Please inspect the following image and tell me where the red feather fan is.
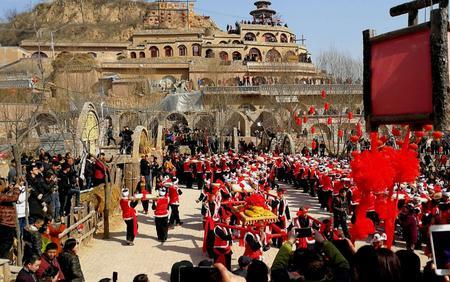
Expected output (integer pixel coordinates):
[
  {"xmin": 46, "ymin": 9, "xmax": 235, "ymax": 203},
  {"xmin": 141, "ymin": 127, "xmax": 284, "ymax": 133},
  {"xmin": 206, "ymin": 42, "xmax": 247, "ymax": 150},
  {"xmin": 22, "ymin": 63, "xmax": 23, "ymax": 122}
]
[{"xmin": 414, "ymin": 131, "xmax": 425, "ymax": 138}]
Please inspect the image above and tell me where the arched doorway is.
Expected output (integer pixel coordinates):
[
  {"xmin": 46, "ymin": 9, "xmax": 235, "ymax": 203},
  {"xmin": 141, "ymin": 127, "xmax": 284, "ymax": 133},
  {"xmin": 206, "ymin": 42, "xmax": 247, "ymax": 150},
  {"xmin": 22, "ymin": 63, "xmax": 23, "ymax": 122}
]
[
  {"xmin": 178, "ymin": 45, "xmax": 187, "ymax": 56},
  {"xmin": 248, "ymin": 48, "xmax": 262, "ymax": 62},
  {"xmin": 206, "ymin": 49, "xmax": 215, "ymax": 58},
  {"xmin": 77, "ymin": 103, "xmax": 100, "ymax": 156},
  {"xmin": 199, "ymin": 78, "xmax": 215, "ymax": 87},
  {"xmin": 165, "ymin": 113, "xmax": 188, "ymax": 132},
  {"xmin": 251, "ymin": 111, "xmax": 279, "ymax": 136},
  {"xmin": 263, "ymin": 33, "xmax": 277, "ymax": 43},
  {"xmin": 224, "ymin": 112, "xmax": 246, "ymax": 137},
  {"xmin": 31, "ymin": 52, "xmax": 48, "ymax": 59},
  {"xmin": 149, "ymin": 46, "xmax": 159, "ymax": 58},
  {"xmin": 266, "ymin": 49, "xmax": 282, "ymax": 62},
  {"xmin": 119, "ymin": 112, "xmax": 140, "ymax": 130},
  {"xmin": 244, "ymin": 32, "xmax": 256, "ymax": 41},
  {"xmin": 164, "ymin": 46, "xmax": 173, "ymax": 57},
  {"xmin": 194, "ymin": 114, "xmax": 215, "ymax": 131},
  {"xmin": 232, "ymin": 51, "xmax": 242, "ymax": 61},
  {"xmin": 219, "ymin": 51, "xmax": 229, "ymax": 61}
]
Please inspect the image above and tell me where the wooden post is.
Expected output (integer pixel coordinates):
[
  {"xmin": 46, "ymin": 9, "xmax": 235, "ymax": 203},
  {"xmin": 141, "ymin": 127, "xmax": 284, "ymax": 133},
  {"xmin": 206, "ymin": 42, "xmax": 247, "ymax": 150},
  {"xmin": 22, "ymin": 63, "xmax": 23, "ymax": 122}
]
[
  {"xmin": 430, "ymin": 3, "xmax": 449, "ymax": 130},
  {"xmin": 103, "ymin": 183, "xmax": 110, "ymax": 239},
  {"xmin": 362, "ymin": 29, "xmax": 376, "ymax": 132}
]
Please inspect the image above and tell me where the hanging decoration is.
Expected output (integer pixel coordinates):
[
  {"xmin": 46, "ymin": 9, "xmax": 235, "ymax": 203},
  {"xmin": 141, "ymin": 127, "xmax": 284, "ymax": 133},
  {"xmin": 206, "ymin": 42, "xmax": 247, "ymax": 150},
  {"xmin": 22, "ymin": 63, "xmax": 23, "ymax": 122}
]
[
  {"xmin": 327, "ymin": 117, "xmax": 332, "ymax": 125},
  {"xmin": 324, "ymin": 102, "xmax": 330, "ymax": 111},
  {"xmin": 311, "ymin": 126, "xmax": 316, "ymax": 134},
  {"xmin": 309, "ymin": 106, "xmax": 315, "ymax": 115},
  {"xmin": 321, "ymin": 89, "xmax": 326, "ymax": 99},
  {"xmin": 347, "ymin": 112, "xmax": 353, "ymax": 120},
  {"xmin": 338, "ymin": 129, "xmax": 344, "ymax": 138}
]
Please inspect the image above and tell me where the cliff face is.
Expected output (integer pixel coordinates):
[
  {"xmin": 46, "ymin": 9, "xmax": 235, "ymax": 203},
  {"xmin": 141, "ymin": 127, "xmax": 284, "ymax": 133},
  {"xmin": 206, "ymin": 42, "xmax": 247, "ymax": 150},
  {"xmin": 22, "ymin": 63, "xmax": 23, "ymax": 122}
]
[{"xmin": 0, "ymin": 0, "xmax": 218, "ymax": 45}]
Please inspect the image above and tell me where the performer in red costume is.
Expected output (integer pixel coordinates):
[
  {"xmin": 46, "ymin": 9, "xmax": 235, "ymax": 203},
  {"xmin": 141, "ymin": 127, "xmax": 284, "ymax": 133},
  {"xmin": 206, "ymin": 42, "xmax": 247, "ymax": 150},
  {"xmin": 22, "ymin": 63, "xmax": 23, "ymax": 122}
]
[
  {"xmin": 213, "ymin": 212, "xmax": 233, "ymax": 270},
  {"xmin": 152, "ymin": 186, "xmax": 170, "ymax": 242},
  {"xmin": 119, "ymin": 188, "xmax": 138, "ymax": 246}
]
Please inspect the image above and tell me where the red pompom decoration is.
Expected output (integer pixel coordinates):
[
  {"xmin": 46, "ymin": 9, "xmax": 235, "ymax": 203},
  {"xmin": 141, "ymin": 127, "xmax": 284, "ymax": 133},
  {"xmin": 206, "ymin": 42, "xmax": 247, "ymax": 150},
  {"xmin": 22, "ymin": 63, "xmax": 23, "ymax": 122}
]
[
  {"xmin": 350, "ymin": 150, "xmax": 395, "ymax": 193},
  {"xmin": 311, "ymin": 126, "xmax": 316, "ymax": 134},
  {"xmin": 295, "ymin": 117, "xmax": 302, "ymax": 125},
  {"xmin": 414, "ymin": 131, "xmax": 425, "ymax": 138},
  {"xmin": 303, "ymin": 116, "xmax": 308, "ymax": 123},
  {"xmin": 350, "ymin": 135, "xmax": 360, "ymax": 143},
  {"xmin": 245, "ymin": 194, "xmax": 267, "ymax": 208},
  {"xmin": 433, "ymin": 131, "xmax": 443, "ymax": 139},
  {"xmin": 338, "ymin": 129, "xmax": 344, "ymax": 138},
  {"xmin": 309, "ymin": 106, "xmax": 315, "ymax": 115},
  {"xmin": 392, "ymin": 127, "xmax": 401, "ymax": 137},
  {"xmin": 324, "ymin": 102, "xmax": 330, "ymax": 111},
  {"xmin": 423, "ymin": 124, "xmax": 433, "ymax": 132},
  {"xmin": 321, "ymin": 89, "xmax": 326, "ymax": 99},
  {"xmin": 347, "ymin": 112, "xmax": 353, "ymax": 120},
  {"xmin": 327, "ymin": 117, "xmax": 332, "ymax": 125}
]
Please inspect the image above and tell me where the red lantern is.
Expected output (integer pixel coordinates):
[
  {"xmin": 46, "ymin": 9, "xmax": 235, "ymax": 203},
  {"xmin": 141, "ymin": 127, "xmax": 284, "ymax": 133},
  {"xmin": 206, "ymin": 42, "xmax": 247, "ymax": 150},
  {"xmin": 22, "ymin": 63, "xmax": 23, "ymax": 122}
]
[
  {"xmin": 321, "ymin": 89, "xmax": 326, "ymax": 99},
  {"xmin": 392, "ymin": 127, "xmax": 401, "ymax": 137},
  {"xmin": 350, "ymin": 135, "xmax": 359, "ymax": 143},
  {"xmin": 414, "ymin": 131, "xmax": 425, "ymax": 138},
  {"xmin": 295, "ymin": 117, "xmax": 302, "ymax": 125},
  {"xmin": 433, "ymin": 131, "xmax": 443, "ymax": 139},
  {"xmin": 327, "ymin": 117, "xmax": 332, "ymax": 125},
  {"xmin": 338, "ymin": 129, "xmax": 344, "ymax": 138},
  {"xmin": 309, "ymin": 106, "xmax": 315, "ymax": 115},
  {"xmin": 311, "ymin": 127, "xmax": 316, "ymax": 134},
  {"xmin": 312, "ymin": 140, "xmax": 317, "ymax": 150},
  {"xmin": 356, "ymin": 122, "xmax": 362, "ymax": 131},
  {"xmin": 303, "ymin": 116, "xmax": 308, "ymax": 123},
  {"xmin": 293, "ymin": 111, "xmax": 298, "ymax": 119},
  {"xmin": 423, "ymin": 124, "xmax": 433, "ymax": 132},
  {"xmin": 347, "ymin": 112, "xmax": 353, "ymax": 120},
  {"xmin": 324, "ymin": 102, "xmax": 330, "ymax": 111}
]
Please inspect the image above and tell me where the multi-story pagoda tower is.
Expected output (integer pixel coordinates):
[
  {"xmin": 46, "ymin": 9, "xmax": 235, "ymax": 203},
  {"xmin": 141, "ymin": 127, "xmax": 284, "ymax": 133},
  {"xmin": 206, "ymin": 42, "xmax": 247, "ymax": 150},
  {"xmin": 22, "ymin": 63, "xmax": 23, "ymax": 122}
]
[{"xmin": 250, "ymin": 1, "xmax": 277, "ymax": 24}]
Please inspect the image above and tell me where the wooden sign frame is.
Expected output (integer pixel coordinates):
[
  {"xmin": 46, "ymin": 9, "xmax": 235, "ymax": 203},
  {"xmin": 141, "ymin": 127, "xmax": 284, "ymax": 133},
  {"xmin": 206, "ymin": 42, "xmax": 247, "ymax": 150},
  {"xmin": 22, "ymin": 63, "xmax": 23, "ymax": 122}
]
[{"xmin": 363, "ymin": 0, "xmax": 449, "ymax": 131}]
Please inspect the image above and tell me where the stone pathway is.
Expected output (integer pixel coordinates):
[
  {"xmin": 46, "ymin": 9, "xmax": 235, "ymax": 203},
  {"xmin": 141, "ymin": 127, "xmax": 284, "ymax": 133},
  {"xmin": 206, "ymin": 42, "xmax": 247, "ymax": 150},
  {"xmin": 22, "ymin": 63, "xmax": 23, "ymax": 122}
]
[{"xmin": 79, "ymin": 182, "xmax": 429, "ymax": 281}]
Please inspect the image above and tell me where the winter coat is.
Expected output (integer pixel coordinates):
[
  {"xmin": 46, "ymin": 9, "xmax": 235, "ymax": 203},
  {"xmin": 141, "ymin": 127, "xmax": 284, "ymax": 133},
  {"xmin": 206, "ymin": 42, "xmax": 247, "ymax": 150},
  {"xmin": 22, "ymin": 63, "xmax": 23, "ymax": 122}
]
[
  {"xmin": 16, "ymin": 186, "xmax": 27, "ymax": 219},
  {"xmin": 93, "ymin": 161, "xmax": 107, "ymax": 181},
  {"xmin": 36, "ymin": 253, "xmax": 65, "ymax": 281},
  {"xmin": 0, "ymin": 186, "xmax": 20, "ymax": 227},
  {"xmin": 23, "ymin": 225, "xmax": 43, "ymax": 259},
  {"xmin": 84, "ymin": 160, "xmax": 94, "ymax": 178},
  {"xmin": 58, "ymin": 250, "xmax": 85, "ymax": 282}
]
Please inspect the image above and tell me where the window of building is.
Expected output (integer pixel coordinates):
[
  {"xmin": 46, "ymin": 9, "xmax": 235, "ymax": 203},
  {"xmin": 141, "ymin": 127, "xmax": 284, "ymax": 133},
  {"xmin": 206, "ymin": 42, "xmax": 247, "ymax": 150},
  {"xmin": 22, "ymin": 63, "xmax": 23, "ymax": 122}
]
[
  {"xmin": 130, "ymin": 52, "xmax": 137, "ymax": 59},
  {"xmin": 219, "ymin": 51, "xmax": 229, "ymax": 61},
  {"xmin": 164, "ymin": 46, "xmax": 173, "ymax": 57},
  {"xmin": 178, "ymin": 45, "xmax": 187, "ymax": 56},
  {"xmin": 232, "ymin": 51, "xmax": 242, "ymax": 61},
  {"xmin": 139, "ymin": 52, "xmax": 146, "ymax": 58},
  {"xmin": 205, "ymin": 49, "xmax": 214, "ymax": 58},
  {"xmin": 192, "ymin": 44, "xmax": 201, "ymax": 56},
  {"xmin": 263, "ymin": 33, "xmax": 277, "ymax": 43},
  {"xmin": 150, "ymin": 46, "xmax": 159, "ymax": 58},
  {"xmin": 244, "ymin": 32, "xmax": 256, "ymax": 41},
  {"xmin": 280, "ymin": 33, "xmax": 288, "ymax": 43}
]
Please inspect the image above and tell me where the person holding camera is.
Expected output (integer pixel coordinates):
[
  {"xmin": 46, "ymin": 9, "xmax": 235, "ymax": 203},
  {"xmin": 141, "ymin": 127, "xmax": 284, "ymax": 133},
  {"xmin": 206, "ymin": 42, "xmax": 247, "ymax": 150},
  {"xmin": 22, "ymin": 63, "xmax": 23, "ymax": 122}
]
[
  {"xmin": 36, "ymin": 242, "xmax": 64, "ymax": 281},
  {"xmin": 0, "ymin": 179, "xmax": 20, "ymax": 259},
  {"xmin": 332, "ymin": 188, "xmax": 350, "ymax": 239}
]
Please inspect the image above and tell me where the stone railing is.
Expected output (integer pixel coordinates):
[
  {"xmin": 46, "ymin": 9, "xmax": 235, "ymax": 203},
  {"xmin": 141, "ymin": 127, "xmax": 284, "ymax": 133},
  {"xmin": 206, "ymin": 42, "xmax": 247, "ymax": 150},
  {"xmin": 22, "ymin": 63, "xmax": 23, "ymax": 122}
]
[
  {"xmin": 202, "ymin": 84, "xmax": 363, "ymax": 96},
  {"xmin": 245, "ymin": 62, "xmax": 316, "ymax": 72}
]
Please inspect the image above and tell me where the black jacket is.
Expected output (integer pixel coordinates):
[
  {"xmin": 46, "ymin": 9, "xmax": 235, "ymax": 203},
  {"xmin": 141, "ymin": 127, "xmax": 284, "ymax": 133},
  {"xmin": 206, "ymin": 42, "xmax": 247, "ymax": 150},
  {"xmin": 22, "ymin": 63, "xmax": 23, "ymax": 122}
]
[
  {"xmin": 58, "ymin": 250, "xmax": 85, "ymax": 282},
  {"xmin": 140, "ymin": 159, "xmax": 151, "ymax": 176},
  {"xmin": 23, "ymin": 226, "xmax": 42, "ymax": 260}
]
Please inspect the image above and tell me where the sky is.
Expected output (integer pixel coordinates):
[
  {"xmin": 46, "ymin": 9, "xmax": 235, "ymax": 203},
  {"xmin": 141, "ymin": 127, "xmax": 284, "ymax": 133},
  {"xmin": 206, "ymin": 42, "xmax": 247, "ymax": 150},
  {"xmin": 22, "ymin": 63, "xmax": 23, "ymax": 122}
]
[{"xmin": 0, "ymin": 0, "xmax": 438, "ymax": 58}]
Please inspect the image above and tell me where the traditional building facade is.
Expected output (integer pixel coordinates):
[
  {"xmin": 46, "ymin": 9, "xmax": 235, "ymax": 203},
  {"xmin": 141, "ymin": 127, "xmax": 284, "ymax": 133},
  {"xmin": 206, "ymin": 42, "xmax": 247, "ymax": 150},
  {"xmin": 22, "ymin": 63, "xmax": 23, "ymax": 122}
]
[{"xmin": 0, "ymin": 0, "xmax": 363, "ymax": 154}]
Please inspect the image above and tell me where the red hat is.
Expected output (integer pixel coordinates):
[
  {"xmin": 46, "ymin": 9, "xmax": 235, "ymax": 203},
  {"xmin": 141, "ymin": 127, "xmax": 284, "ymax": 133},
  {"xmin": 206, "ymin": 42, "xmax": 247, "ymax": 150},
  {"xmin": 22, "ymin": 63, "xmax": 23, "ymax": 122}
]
[{"xmin": 297, "ymin": 207, "xmax": 309, "ymax": 217}]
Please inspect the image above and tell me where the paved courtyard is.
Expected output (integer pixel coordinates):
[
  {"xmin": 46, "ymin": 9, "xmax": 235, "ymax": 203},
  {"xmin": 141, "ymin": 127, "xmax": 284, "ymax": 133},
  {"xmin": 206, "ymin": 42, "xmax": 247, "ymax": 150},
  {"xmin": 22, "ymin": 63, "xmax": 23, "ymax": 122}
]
[{"xmin": 79, "ymin": 183, "xmax": 429, "ymax": 281}]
